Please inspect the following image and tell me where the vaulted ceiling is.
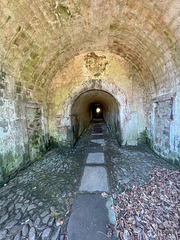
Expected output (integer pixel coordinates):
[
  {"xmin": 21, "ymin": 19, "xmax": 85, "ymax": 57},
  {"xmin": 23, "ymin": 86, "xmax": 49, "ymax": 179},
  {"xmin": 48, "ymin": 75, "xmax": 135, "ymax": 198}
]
[{"xmin": 0, "ymin": 0, "xmax": 180, "ymax": 97}]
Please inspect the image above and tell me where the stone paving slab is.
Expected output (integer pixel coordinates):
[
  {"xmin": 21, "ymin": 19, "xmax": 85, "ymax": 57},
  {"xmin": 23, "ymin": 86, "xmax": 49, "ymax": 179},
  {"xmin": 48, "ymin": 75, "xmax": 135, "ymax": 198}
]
[
  {"xmin": 79, "ymin": 166, "xmax": 109, "ymax": 192},
  {"xmin": 86, "ymin": 153, "xmax": 105, "ymax": 164},
  {"xmin": 67, "ymin": 194, "xmax": 117, "ymax": 240},
  {"xmin": 91, "ymin": 135, "xmax": 104, "ymax": 139},
  {"xmin": 87, "ymin": 146, "xmax": 104, "ymax": 153},
  {"xmin": 90, "ymin": 139, "xmax": 105, "ymax": 146},
  {"xmin": 92, "ymin": 133, "xmax": 103, "ymax": 136},
  {"xmin": 92, "ymin": 129, "xmax": 103, "ymax": 133}
]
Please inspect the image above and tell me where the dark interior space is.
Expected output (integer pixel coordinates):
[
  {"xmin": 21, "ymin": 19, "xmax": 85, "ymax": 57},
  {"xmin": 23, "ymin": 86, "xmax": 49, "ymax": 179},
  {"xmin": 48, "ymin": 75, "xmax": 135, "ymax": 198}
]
[
  {"xmin": 71, "ymin": 90, "xmax": 121, "ymax": 144},
  {"xmin": 91, "ymin": 103, "xmax": 104, "ymax": 121}
]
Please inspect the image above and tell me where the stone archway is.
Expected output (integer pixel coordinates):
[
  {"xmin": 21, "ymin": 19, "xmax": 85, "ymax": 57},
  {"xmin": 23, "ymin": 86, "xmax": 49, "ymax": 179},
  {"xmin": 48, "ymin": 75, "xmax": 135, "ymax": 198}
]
[
  {"xmin": 58, "ymin": 79, "xmax": 131, "ymax": 145},
  {"xmin": 71, "ymin": 89, "xmax": 120, "ymax": 144}
]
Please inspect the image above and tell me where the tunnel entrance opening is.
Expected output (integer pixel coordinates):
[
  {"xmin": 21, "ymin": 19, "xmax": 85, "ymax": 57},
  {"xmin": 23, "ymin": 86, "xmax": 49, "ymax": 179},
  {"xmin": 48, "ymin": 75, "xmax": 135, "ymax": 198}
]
[
  {"xmin": 71, "ymin": 90, "xmax": 121, "ymax": 145},
  {"xmin": 91, "ymin": 103, "xmax": 103, "ymax": 121}
]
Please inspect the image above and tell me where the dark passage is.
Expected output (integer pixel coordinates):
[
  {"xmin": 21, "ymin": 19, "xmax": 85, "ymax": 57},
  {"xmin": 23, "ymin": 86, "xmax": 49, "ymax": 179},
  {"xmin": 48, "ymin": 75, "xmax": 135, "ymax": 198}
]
[
  {"xmin": 91, "ymin": 102, "xmax": 103, "ymax": 120},
  {"xmin": 71, "ymin": 90, "xmax": 121, "ymax": 144}
]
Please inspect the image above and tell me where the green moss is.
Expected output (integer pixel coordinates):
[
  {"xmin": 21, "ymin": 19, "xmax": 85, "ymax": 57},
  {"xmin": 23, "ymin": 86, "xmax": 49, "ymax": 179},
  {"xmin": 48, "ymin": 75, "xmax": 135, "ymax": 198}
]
[
  {"xmin": 0, "ymin": 15, "xmax": 11, "ymax": 28},
  {"xmin": 50, "ymin": 136, "xmax": 59, "ymax": 148},
  {"xmin": 55, "ymin": 4, "xmax": 72, "ymax": 20},
  {"xmin": 0, "ymin": 154, "xmax": 4, "ymax": 182},
  {"xmin": 6, "ymin": 25, "xmax": 21, "ymax": 54},
  {"xmin": 31, "ymin": 52, "xmax": 39, "ymax": 60},
  {"xmin": 0, "ymin": 69, "xmax": 6, "ymax": 83},
  {"xmin": 17, "ymin": 25, "xmax": 21, "ymax": 32},
  {"xmin": 0, "ymin": 154, "xmax": 3, "ymax": 168},
  {"xmin": 1, "ymin": 151, "xmax": 15, "ymax": 178},
  {"xmin": 0, "ymin": 146, "xmax": 26, "ymax": 183},
  {"xmin": 59, "ymin": 5, "xmax": 71, "ymax": 17},
  {"xmin": 109, "ymin": 24, "xmax": 119, "ymax": 30},
  {"xmin": 163, "ymin": 31, "xmax": 177, "ymax": 51},
  {"xmin": 28, "ymin": 135, "xmax": 44, "ymax": 161},
  {"xmin": 0, "ymin": 143, "xmax": 49, "ymax": 185},
  {"xmin": 164, "ymin": 31, "xmax": 172, "ymax": 43},
  {"xmin": 137, "ymin": 130, "xmax": 147, "ymax": 145},
  {"xmin": 19, "ymin": 31, "xmax": 44, "ymax": 82},
  {"xmin": 15, "ymin": 81, "xmax": 22, "ymax": 93}
]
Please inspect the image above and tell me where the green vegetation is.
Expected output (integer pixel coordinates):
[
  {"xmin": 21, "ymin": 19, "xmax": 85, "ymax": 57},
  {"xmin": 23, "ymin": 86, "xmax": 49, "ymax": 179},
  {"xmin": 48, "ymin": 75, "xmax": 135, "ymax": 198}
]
[
  {"xmin": 0, "ymin": 69, "xmax": 6, "ymax": 83},
  {"xmin": 138, "ymin": 130, "xmax": 147, "ymax": 145},
  {"xmin": 59, "ymin": 5, "xmax": 71, "ymax": 16},
  {"xmin": 109, "ymin": 24, "xmax": 119, "ymax": 30},
  {"xmin": 50, "ymin": 136, "xmax": 59, "ymax": 148},
  {"xmin": 164, "ymin": 31, "xmax": 177, "ymax": 51},
  {"xmin": 0, "ymin": 15, "xmax": 11, "ymax": 28},
  {"xmin": 0, "ymin": 151, "xmax": 15, "ymax": 179},
  {"xmin": 15, "ymin": 81, "xmax": 22, "ymax": 93}
]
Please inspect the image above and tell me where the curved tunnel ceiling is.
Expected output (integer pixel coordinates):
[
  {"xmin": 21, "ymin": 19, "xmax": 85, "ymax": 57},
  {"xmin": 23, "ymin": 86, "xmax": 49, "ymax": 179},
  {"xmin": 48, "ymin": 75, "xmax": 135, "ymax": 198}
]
[
  {"xmin": 71, "ymin": 90, "xmax": 119, "ymax": 116},
  {"xmin": 0, "ymin": 0, "xmax": 180, "ymax": 94}
]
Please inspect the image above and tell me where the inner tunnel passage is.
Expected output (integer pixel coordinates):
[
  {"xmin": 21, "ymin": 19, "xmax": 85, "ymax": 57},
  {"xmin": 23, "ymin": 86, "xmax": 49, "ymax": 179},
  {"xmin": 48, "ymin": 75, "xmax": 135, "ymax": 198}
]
[
  {"xmin": 71, "ymin": 90, "xmax": 121, "ymax": 144},
  {"xmin": 91, "ymin": 102, "xmax": 103, "ymax": 120}
]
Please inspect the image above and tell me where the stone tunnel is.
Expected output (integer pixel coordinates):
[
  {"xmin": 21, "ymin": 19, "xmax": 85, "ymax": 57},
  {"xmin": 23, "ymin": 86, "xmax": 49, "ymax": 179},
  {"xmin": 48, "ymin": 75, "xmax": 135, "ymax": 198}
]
[{"xmin": 0, "ymin": 0, "xmax": 180, "ymax": 239}]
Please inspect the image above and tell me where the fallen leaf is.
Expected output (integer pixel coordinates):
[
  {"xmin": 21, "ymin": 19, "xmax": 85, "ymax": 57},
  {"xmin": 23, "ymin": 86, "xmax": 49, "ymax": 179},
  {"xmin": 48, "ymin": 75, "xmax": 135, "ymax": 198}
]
[
  {"xmin": 101, "ymin": 192, "xmax": 108, "ymax": 198},
  {"xmin": 60, "ymin": 220, "xmax": 64, "ymax": 225}
]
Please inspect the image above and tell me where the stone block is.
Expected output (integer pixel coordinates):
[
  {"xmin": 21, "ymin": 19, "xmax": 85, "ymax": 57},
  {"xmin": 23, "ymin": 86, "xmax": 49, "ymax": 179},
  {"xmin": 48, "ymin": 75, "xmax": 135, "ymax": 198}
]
[
  {"xmin": 86, "ymin": 153, "xmax": 104, "ymax": 164},
  {"xmin": 79, "ymin": 166, "xmax": 109, "ymax": 192}
]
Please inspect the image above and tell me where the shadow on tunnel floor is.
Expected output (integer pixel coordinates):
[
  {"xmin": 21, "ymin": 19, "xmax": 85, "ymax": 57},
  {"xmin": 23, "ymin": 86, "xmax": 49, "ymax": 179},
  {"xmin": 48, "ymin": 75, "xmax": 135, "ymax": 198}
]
[{"xmin": 91, "ymin": 117, "xmax": 105, "ymax": 123}]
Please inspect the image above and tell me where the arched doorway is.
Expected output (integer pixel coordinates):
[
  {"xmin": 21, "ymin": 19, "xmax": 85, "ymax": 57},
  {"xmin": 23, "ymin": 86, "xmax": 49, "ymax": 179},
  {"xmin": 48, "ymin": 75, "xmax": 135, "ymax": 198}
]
[
  {"xmin": 57, "ymin": 79, "xmax": 131, "ymax": 146},
  {"xmin": 71, "ymin": 90, "xmax": 121, "ymax": 144}
]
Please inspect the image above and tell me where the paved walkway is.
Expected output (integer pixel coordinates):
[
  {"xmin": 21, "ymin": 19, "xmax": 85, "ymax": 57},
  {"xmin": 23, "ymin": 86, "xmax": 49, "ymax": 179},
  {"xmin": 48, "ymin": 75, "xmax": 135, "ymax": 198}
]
[
  {"xmin": 0, "ymin": 122, "xmax": 177, "ymax": 240},
  {"xmin": 67, "ymin": 122, "xmax": 117, "ymax": 240}
]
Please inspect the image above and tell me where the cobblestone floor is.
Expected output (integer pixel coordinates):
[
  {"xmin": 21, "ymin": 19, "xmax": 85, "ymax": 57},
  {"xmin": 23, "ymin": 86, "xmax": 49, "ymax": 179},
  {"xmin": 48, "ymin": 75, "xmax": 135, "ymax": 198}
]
[
  {"xmin": 0, "ymin": 122, "xmax": 178, "ymax": 240},
  {"xmin": 0, "ymin": 138, "xmax": 90, "ymax": 240}
]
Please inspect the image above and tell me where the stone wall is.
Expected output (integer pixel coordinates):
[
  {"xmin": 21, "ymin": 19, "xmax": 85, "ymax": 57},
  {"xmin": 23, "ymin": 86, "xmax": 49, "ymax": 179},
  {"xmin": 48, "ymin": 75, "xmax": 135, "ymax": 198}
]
[
  {"xmin": 154, "ymin": 100, "xmax": 172, "ymax": 157},
  {"xmin": 25, "ymin": 104, "xmax": 46, "ymax": 162},
  {"xmin": 0, "ymin": 67, "xmax": 49, "ymax": 185},
  {"xmin": 48, "ymin": 52, "xmax": 147, "ymax": 147},
  {"xmin": 0, "ymin": 68, "xmax": 24, "ymax": 184},
  {"xmin": 105, "ymin": 111, "xmax": 121, "ymax": 144},
  {"xmin": 148, "ymin": 93, "xmax": 180, "ymax": 166}
]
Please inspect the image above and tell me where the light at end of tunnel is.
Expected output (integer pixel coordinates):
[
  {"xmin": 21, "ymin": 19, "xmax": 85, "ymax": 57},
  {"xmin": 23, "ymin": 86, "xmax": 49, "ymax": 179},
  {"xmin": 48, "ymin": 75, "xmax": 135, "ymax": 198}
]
[{"xmin": 96, "ymin": 107, "xmax": 101, "ymax": 113}]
